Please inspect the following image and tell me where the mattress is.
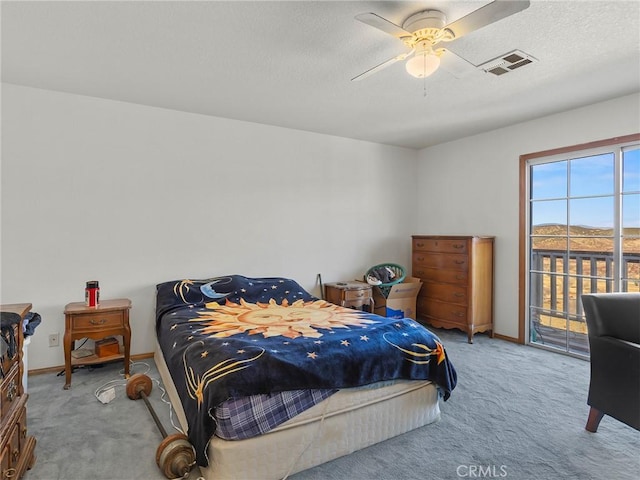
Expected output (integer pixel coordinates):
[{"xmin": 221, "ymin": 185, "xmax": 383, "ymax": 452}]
[{"xmin": 155, "ymin": 343, "xmax": 441, "ymax": 479}]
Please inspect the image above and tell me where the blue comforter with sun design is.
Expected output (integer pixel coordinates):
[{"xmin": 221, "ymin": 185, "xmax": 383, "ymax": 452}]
[{"xmin": 156, "ymin": 275, "xmax": 457, "ymax": 467}]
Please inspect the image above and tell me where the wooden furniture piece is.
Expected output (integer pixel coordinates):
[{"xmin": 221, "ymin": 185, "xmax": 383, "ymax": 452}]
[
  {"xmin": 412, "ymin": 235, "xmax": 494, "ymax": 343},
  {"xmin": 63, "ymin": 298, "xmax": 132, "ymax": 390},
  {"xmin": 1, "ymin": 303, "xmax": 37, "ymax": 479},
  {"xmin": 324, "ymin": 281, "xmax": 374, "ymax": 312}
]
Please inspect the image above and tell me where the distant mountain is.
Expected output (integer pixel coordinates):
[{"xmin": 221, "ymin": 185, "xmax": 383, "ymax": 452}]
[
  {"xmin": 531, "ymin": 224, "xmax": 640, "ymax": 253},
  {"xmin": 532, "ymin": 224, "xmax": 613, "ymax": 235}
]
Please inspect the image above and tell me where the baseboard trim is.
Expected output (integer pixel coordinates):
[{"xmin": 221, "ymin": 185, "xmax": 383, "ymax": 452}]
[
  {"xmin": 28, "ymin": 336, "xmax": 524, "ymax": 375},
  {"xmin": 494, "ymin": 333, "xmax": 521, "ymax": 344},
  {"xmin": 28, "ymin": 352, "xmax": 155, "ymax": 376}
]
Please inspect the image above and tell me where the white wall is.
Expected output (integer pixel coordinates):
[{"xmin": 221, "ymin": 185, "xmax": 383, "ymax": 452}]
[
  {"xmin": 416, "ymin": 93, "xmax": 640, "ymax": 339},
  {"xmin": 1, "ymin": 84, "xmax": 418, "ymax": 370},
  {"xmin": 4, "ymin": 85, "xmax": 637, "ymax": 370}
]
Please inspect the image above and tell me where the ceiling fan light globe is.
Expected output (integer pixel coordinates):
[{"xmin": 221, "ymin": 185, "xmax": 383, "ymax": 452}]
[{"xmin": 405, "ymin": 53, "xmax": 440, "ymax": 78}]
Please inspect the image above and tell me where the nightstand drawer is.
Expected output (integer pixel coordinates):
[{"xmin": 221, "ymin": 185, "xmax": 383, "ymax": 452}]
[
  {"xmin": 343, "ymin": 288, "xmax": 372, "ymax": 301},
  {"xmin": 342, "ymin": 300, "xmax": 372, "ymax": 311},
  {"xmin": 71, "ymin": 311, "xmax": 124, "ymax": 330}
]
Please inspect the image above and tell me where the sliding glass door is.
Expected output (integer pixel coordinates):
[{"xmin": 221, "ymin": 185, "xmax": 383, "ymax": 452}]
[{"xmin": 526, "ymin": 140, "xmax": 639, "ymax": 356}]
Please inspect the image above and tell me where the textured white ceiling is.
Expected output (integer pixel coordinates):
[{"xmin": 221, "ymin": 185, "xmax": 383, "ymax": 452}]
[{"xmin": 2, "ymin": 1, "xmax": 639, "ymax": 149}]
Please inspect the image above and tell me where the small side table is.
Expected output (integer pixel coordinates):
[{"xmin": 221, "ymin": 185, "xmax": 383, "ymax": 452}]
[
  {"xmin": 324, "ymin": 281, "xmax": 374, "ymax": 312},
  {"xmin": 63, "ymin": 298, "xmax": 131, "ymax": 390}
]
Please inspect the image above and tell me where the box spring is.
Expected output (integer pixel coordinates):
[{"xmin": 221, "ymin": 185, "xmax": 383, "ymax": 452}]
[{"xmin": 154, "ymin": 342, "xmax": 440, "ymax": 480}]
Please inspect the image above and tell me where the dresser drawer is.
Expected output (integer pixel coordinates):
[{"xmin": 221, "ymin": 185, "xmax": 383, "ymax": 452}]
[
  {"xmin": 0, "ymin": 442, "xmax": 9, "ymax": 479},
  {"xmin": 16, "ymin": 406, "xmax": 27, "ymax": 456},
  {"xmin": 421, "ymin": 283, "xmax": 468, "ymax": 305},
  {"xmin": 413, "ymin": 253, "xmax": 469, "ymax": 271},
  {"xmin": 71, "ymin": 311, "xmax": 124, "ymax": 330},
  {"xmin": 0, "ymin": 324, "xmax": 19, "ymax": 377},
  {"xmin": 7, "ymin": 421, "xmax": 19, "ymax": 469},
  {"xmin": 1, "ymin": 367, "xmax": 20, "ymax": 419},
  {"xmin": 417, "ymin": 298, "xmax": 468, "ymax": 326},
  {"xmin": 413, "ymin": 238, "xmax": 468, "ymax": 254},
  {"xmin": 3, "ymin": 405, "xmax": 28, "ymax": 472},
  {"xmin": 0, "ymin": 398, "xmax": 34, "ymax": 480},
  {"xmin": 413, "ymin": 266, "xmax": 468, "ymax": 284}
]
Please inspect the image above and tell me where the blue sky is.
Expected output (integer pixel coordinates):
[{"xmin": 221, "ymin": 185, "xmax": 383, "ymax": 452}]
[{"xmin": 531, "ymin": 148, "xmax": 640, "ymax": 229}]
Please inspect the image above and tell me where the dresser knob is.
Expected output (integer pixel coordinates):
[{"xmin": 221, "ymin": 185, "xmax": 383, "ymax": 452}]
[
  {"xmin": 7, "ymin": 380, "xmax": 17, "ymax": 401},
  {"xmin": 90, "ymin": 318, "xmax": 106, "ymax": 325},
  {"xmin": 4, "ymin": 467, "xmax": 17, "ymax": 479},
  {"xmin": 453, "ymin": 244, "xmax": 464, "ymax": 249}
]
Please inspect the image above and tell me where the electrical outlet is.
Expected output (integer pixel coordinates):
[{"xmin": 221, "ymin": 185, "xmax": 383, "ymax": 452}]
[{"xmin": 48, "ymin": 333, "xmax": 59, "ymax": 347}]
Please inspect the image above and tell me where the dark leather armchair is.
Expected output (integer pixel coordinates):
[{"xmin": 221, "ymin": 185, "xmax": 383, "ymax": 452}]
[{"xmin": 581, "ymin": 293, "xmax": 640, "ymax": 432}]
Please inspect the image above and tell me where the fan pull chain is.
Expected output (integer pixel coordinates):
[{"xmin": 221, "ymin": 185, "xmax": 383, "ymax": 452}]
[{"xmin": 423, "ymin": 57, "xmax": 427, "ymax": 97}]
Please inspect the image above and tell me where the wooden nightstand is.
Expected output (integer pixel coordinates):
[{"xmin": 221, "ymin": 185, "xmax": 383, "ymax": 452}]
[
  {"xmin": 63, "ymin": 298, "xmax": 131, "ymax": 390},
  {"xmin": 324, "ymin": 282, "xmax": 374, "ymax": 312}
]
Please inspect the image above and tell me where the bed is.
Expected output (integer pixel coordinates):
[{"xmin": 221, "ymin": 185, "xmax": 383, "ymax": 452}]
[{"xmin": 155, "ymin": 275, "xmax": 457, "ymax": 479}]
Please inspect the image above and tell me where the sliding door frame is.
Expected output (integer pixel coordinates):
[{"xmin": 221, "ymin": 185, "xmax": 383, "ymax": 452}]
[{"xmin": 518, "ymin": 133, "xmax": 640, "ymax": 344}]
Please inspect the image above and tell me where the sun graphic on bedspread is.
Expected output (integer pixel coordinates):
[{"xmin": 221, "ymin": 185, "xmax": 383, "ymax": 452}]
[{"xmin": 193, "ymin": 298, "xmax": 377, "ymax": 339}]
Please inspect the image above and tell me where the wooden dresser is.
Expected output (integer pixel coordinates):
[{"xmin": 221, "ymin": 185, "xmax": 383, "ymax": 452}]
[
  {"xmin": 412, "ymin": 236, "xmax": 494, "ymax": 343},
  {"xmin": 1, "ymin": 303, "xmax": 37, "ymax": 479}
]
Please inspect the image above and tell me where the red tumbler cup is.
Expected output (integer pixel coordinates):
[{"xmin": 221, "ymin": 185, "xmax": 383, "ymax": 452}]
[{"xmin": 85, "ymin": 281, "xmax": 100, "ymax": 307}]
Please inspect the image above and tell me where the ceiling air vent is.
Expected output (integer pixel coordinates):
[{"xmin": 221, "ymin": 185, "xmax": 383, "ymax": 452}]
[{"xmin": 478, "ymin": 50, "xmax": 537, "ymax": 76}]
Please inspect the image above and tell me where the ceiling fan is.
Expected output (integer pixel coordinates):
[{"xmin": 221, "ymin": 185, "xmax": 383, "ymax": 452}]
[{"xmin": 352, "ymin": 0, "xmax": 530, "ymax": 81}]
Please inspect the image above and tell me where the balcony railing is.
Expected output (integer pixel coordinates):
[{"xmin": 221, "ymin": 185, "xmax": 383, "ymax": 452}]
[{"xmin": 530, "ymin": 248, "xmax": 640, "ymax": 355}]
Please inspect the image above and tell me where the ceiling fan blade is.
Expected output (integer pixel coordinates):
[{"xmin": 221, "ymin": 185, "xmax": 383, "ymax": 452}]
[
  {"xmin": 436, "ymin": 48, "xmax": 478, "ymax": 79},
  {"xmin": 355, "ymin": 12, "xmax": 412, "ymax": 39},
  {"xmin": 444, "ymin": 0, "xmax": 530, "ymax": 39},
  {"xmin": 351, "ymin": 50, "xmax": 415, "ymax": 82}
]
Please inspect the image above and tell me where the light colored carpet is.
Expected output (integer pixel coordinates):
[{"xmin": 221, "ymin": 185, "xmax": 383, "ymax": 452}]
[{"xmin": 23, "ymin": 328, "xmax": 639, "ymax": 480}]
